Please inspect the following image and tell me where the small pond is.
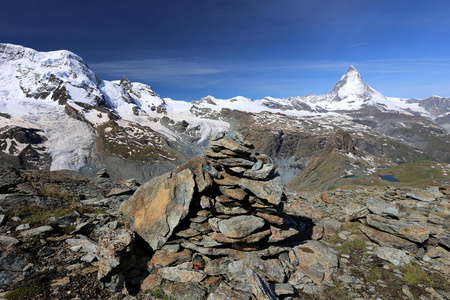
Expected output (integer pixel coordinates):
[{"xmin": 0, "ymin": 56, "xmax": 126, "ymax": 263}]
[{"xmin": 380, "ymin": 175, "xmax": 399, "ymax": 182}]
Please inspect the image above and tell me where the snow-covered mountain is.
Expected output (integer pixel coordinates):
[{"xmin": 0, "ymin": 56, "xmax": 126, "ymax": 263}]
[{"xmin": 1, "ymin": 43, "xmax": 449, "ymax": 183}]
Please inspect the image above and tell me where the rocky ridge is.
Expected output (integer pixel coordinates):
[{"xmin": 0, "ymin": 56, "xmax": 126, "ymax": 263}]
[{"xmin": 0, "ymin": 135, "xmax": 448, "ymax": 299}]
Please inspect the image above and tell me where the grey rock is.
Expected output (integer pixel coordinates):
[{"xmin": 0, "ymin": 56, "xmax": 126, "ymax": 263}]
[
  {"xmin": 230, "ymin": 131, "xmax": 254, "ymax": 149},
  {"xmin": 208, "ymin": 282, "xmax": 251, "ymax": 300},
  {"xmin": 0, "ymin": 245, "xmax": 31, "ymax": 288},
  {"xmin": 203, "ymin": 164, "xmax": 222, "ymax": 179},
  {"xmin": 240, "ymin": 176, "xmax": 283, "ymax": 206},
  {"xmin": 16, "ymin": 223, "xmax": 30, "ymax": 231},
  {"xmin": 0, "ymin": 194, "xmax": 65, "ymax": 212},
  {"xmin": 366, "ymin": 214, "xmax": 430, "ymax": 243},
  {"xmin": 406, "ymin": 188, "xmax": 444, "ymax": 202},
  {"xmin": 366, "ymin": 199, "xmax": 401, "ymax": 218},
  {"xmin": 19, "ymin": 225, "xmax": 53, "ymax": 237},
  {"xmin": 271, "ymin": 283, "xmax": 296, "ymax": 297},
  {"xmin": 246, "ymin": 269, "xmax": 277, "ymax": 300},
  {"xmin": 97, "ymin": 229, "xmax": 134, "ymax": 280},
  {"xmin": 66, "ymin": 235, "xmax": 99, "ymax": 254},
  {"xmin": 218, "ymin": 215, "xmax": 265, "ymax": 239},
  {"xmin": 321, "ymin": 220, "xmax": 342, "ymax": 238},
  {"xmin": 289, "ymin": 240, "xmax": 338, "ymax": 283},
  {"xmin": 215, "ymin": 202, "xmax": 248, "ymax": 215},
  {"xmin": 374, "ymin": 246, "xmax": 411, "ymax": 267},
  {"xmin": 359, "ymin": 224, "xmax": 418, "ymax": 253},
  {"xmin": 38, "ymin": 246, "xmax": 54, "ymax": 257},
  {"xmin": 158, "ymin": 266, "xmax": 206, "ymax": 283},
  {"xmin": 205, "ymin": 257, "xmax": 234, "ymax": 276},
  {"xmin": 228, "ymin": 257, "xmax": 286, "ymax": 284},
  {"xmin": 243, "ymin": 164, "xmax": 277, "ymax": 181},
  {"xmin": 217, "ymin": 158, "xmax": 255, "ymax": 168},
  {"xmin": 0, "ymin": 215, "xmax": 6, "ymax": 226},
  {"xmin": 162, "ymin": 282, "xmax": 207, "ymax": 300},
  {"xmin": 0, "ymin": 235, "xmax": 19, "ymax": 246}
]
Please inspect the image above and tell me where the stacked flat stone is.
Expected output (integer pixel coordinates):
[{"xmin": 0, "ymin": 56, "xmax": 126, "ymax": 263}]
[{"xmin": 170, "ymin": 132, "xmax": 300, "ymax": 256}]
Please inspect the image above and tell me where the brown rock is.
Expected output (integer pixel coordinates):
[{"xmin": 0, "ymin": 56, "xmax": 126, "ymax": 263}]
[
  {"xmin": 97, "ymin": 229, "xmax": 134, "ymax": 280},
  {"xmin": 150, "ymin": 249, "xmax": 193, "ymax": 267},
  {"xmin": 219, "ymin": 187, "xmax": 248, "ymax": 201},
  {"xmin": 255, "ymin": 212, "xmax": 284, "ymax": 225},
  {"xmin": 289, "ymin": 240, "xmax": 338, "ymax": 283},
  {"xmin": 366, "ymin": 214, "xmax": 430, "ymax": 243},
  {"xmin": 214, "ymin": 172, "xmax": 241, "ymax": 186},
  {"xmin": 268, "ymin": 226, "xmax": 299, "ymax": 243},
  {"xmin": 120, "ymin": 169, "xmax": 195, "ymax": 250},
  {"xmin": 176, "ymin": 228, "xmax": 201, "ymax": 238},
  {"xmin": 210, "ymin": 138, "xmax": 252, "ymax": 154},
  {"xmin": 215, "ymin": 202, "xmax": 248, "ymax": 215},
  {"xmin": 359, "ymin": 224, "xmax": 418, "ymax": 253},
  {"xmin": 246, "ymin": 269, "xmax": 277, "ymax": 300},
  {"xmin": 311, "ymin": 226, "xmax": 324, "ymax": 240},
  {"xmin": 141, "ymin": 273, "xmax": 163, "ymax": 292},
  {"xmin": 175, "ymin": 156, "xmax": 213, "ymax": 193},
  {"xmin": 158, "ymin": 267, "xmax": 207, "ymax": 283}
]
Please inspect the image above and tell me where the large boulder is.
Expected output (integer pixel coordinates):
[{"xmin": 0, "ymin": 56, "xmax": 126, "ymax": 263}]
[
  {"xmin": 289, "ymin": 240, "xmax": 338, "ymax": 284},
  {"xmin": 120, "ymin": 169, "xmax": 195, "ymax": 250}
]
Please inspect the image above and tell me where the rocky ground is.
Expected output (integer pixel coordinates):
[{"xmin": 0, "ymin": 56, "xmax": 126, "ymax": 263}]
[{"xmin": 0, "ymin": 134, "xmax": 448, "ymax": 300}]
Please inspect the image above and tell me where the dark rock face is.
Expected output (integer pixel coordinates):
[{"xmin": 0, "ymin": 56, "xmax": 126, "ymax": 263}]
[{"xmin": 0, "ymin": 126, "xmax": 50, "ymax": 170}]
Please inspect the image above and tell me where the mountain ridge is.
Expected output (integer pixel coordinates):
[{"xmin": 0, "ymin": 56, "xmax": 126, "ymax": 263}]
[{"xmin": 1, "ymin": 43, "xmax": 449, "ymax": 184}]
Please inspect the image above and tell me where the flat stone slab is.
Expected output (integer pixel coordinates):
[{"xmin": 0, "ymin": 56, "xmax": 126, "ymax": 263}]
[
  {"xmin": 240, "ymin": 177, "xmax": 283, "ymax": 206},
  {"xmin": 359, "ymin": 224, "xmax": 418, "ymax": 253},
  {"xmin": 366, "ymin": 199, "xmax": 402, "ymax": 218},
  {"xmin": 366, "ymin": 214, "xmax": 430, "ymax": 243},
  {"xmin": 158, "ymin": 267, "xmax": 206, "ymax": 283},
  {"xmin": 218, "ymin": 215, "xmax": 265, "ymax": 239},
  {"xmin": 289, "ymin": 240, "xmax": 338, "ymax": 283}
]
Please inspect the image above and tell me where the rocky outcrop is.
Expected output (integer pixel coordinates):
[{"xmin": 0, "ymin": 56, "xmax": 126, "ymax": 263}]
[{"xmin": 120, "ymin": 169, "xmax": 196, "ymax": 250}]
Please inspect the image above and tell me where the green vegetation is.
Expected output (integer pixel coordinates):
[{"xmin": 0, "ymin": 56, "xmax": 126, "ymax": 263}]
[
  {"xmin": 401, "ymin": 263, "xmax": 428, "ymax": 285},
  {"xmin": 297, "ymin": 283, "xmax": 353, "ymax": 300},
  {"xmin": 40, "ymin": 189, "xmax": 74, "ymax": 202},
  {"xmin": 342, "ymin": 161, "xmax": 449, "ymax": 189},
  {"xmin": 336, "ymin": 238, "xmax": 367, "ymax": 256},
  {"xmin": 4, "ymin": 271, "xmax": 55, "ymax": 300},
  {"xmin": 147, "ymin": 288, "xmax": 173, "ymax": 300}
]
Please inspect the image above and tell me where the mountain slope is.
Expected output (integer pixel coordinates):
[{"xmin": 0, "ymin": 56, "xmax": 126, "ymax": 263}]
[{"xmin": 1, "ymin": 43, "xmax": 449, "ymax": 184}]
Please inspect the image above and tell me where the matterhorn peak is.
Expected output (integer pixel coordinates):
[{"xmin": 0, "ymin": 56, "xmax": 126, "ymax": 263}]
[
  {"xmin": 347, "ymin": 65, "xmax": 358, "ymax": 73},
  {"xmin": 329, "ymin": 65, "xmax": 366, "ymax": 101}
]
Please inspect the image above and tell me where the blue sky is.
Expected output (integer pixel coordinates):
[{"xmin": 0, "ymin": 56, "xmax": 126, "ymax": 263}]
[{"xmin": 1, "ymin": 0, "xmax": 450, "ymax": 100}]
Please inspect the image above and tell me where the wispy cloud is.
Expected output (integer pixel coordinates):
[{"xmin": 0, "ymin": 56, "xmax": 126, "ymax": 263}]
[{"xmin": 90, "ymin": 58, "xmax": 228, "ymax": 78}]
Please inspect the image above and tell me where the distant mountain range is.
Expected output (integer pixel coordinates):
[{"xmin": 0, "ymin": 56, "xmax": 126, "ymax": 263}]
[{"xmin": 1, "ymin": 43, "xmax": 449, "ymax": 187}]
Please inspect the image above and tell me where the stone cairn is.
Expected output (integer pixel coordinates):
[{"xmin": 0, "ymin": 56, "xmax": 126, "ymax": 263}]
[
  {"xmin": 174, "ymin": 131, "xmax": 302, "ymax": 257},
  {"xmin": 119, "ymin": 132, "xmax": 329, "ymax": 298}
]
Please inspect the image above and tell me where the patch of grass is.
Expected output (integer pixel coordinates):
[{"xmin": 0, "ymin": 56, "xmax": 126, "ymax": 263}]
[
  {"xmin": 302, "ymin": 282, "xmax": 353, "ymax": 300},
  {"xmin": 4, "ymin": 271, "xmax": 55, "ymax": 299},
  {"xmin": 429, "ymin": 272, "xmax": 450, "ymax": 292},
  {"xmin": 336, "ymin": 238, "xmax": 367, "ymax": 255},
  {"xmin": 366, "ymin": 266, "xmax": 382, "ymax": 282},
  {"xmin": 77, "ymin": 206, "xmax": 106, "ymax": 215},
  {"xmin": 147, "ymin": 288, "xmax": 173, "ymax": 300},
  {"xmin": 341, "ymin": 221, "xmax": 361, "ymax": 235},
  {"xmin": 40, "ymin": 189, "xmax": 74, "ymax": 202},
  {"xmin": 401, "ymin": 263, "xmax": 428, "ymax": 285},
  {"xmin": 9, "ymin": 202, "xmax": 80, "ymax": 226}
]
